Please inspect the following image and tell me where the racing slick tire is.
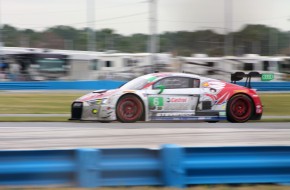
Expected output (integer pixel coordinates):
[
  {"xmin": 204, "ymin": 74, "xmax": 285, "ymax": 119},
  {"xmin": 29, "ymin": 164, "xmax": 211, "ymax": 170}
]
[
  {"xmin": 227, "ymin": 94, "xmax": 254, "ymax": 123},
  {"xmin": 116, "ymin": 94, "xmax": 144, "ymax": 123}
]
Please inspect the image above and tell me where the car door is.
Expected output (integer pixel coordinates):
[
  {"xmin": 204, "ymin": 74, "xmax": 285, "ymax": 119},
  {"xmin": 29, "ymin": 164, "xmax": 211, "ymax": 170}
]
[{"xmin": 145, "ymin": 76, "xmax": 201, "ymax": 119}]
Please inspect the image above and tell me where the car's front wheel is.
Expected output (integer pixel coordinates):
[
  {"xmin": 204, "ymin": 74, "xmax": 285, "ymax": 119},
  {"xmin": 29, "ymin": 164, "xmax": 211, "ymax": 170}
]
[
  {"xmin": 227, "ymin": 94, "xmax": 254, "ymax": 123},
  {"xmin": 116, "ymin": 94, "xmax": 144, "ymax": 123}
]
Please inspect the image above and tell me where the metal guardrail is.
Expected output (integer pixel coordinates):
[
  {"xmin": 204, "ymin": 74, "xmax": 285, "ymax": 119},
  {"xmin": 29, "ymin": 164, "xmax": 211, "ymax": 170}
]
[
  {"xmin": 0, "ymin": 81, "xmax": 290, "ymax": 91},
  {"xmin": 1, "ymin": 145, "xmax": 290, "ymax": 188}
]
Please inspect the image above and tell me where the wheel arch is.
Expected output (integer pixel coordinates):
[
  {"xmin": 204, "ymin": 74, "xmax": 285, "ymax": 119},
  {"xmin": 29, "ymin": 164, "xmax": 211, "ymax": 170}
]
[{"xmin": 227, "ymin": 92, "xmax": 254, "ymax": 105}]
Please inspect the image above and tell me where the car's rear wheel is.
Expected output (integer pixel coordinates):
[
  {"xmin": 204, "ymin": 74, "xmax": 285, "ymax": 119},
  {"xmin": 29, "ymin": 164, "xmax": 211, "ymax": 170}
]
[
  {"xmin": 227, "ymin": 94, "xmax": 254, "ymax": 123},
  {"xmin": 116, "ymin": 94, "xmax": 144, "ymax": 123}
]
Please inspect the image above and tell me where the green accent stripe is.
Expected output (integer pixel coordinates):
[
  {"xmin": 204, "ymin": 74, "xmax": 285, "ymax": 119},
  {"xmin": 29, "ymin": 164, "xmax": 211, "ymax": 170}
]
[{"xmin": 148, "ymin": 76, "xmax": 157, "ymax": 82}]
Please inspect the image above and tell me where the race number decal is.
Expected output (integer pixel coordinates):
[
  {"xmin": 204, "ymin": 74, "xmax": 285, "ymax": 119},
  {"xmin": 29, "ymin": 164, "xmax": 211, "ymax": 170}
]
[{"xmin": 149, "ymin": 97, "xmax": 164, "ymax": 107}]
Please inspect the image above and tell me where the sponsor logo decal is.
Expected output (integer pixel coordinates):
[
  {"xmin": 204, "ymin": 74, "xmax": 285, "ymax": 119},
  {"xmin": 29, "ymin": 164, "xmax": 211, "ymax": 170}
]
[
  {"xmin": 203, "ymin": 81, "xmax": 226, "ymax": 90},
  {"xmin": 261, "ymin": 73, "xmax": 274, "ymax": 81},
  {"xmin": 166, "ymin": 97, "xmax": 188, "ymax": 103},
  {"xmin": 203, "ymin": 81, "xmax": 230, "ymax": 106},
  {"xmin": 202, "ymin": 82, "xmax": 210, "ymax": 87},
  {"xmin": 156, "ymin": 113, "xmax": 194, "ymax": 117}
]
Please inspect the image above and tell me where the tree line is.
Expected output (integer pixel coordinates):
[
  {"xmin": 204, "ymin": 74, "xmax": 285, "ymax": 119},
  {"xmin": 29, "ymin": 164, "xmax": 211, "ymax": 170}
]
[{"xmin": 2, "ymin": 24, "xmax": 290, "ymax": 56}]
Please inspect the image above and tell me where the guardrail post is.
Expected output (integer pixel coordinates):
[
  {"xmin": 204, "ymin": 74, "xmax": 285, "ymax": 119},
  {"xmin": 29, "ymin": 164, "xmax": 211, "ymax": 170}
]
[
  {"xmin": 76, "ymin": 148, "xmax": 100, "ymax": 187},
  {"xmin": 160, "ymin": 144, "xmax": 185, "ymax": 188}
]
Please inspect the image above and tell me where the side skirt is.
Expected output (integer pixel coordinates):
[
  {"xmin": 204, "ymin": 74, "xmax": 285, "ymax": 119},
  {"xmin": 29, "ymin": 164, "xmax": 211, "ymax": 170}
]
[{"xmin": 151, "ymin": 116, "xmax": 227, "ymax": 121}]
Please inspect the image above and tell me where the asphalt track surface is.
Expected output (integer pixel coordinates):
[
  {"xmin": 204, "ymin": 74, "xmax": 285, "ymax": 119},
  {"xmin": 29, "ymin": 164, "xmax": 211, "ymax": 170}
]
[{"xmin": 0, "ymin": 122, "xmax": 290, "ymax": 150}]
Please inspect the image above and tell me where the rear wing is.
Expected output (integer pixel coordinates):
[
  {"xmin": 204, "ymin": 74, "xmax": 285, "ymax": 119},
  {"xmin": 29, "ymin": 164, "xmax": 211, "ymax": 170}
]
[{"xmin": 231, "ymin": 72, "xmax": 262, "ymax": 88}]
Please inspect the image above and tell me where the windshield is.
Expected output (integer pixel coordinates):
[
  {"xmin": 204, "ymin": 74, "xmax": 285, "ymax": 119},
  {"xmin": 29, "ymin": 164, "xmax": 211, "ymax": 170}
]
[
  {"xmin": 120, "ymin": 76, "xmax": 151, "ymax": 90},
  {"xmin": 37, "ymin": 58, "xmax": 66, "ymax": 72}
]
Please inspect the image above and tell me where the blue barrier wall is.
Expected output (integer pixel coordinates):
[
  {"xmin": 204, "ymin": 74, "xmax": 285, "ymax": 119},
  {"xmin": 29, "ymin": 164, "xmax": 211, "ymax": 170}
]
[
  {"xmin": 1, "ymin": 145, "xmax": 290, "ymax": 188},
  {"xmin": 0, "ymin": 81, "xmax": 290, "ymax": 91},
  {"xmin": 0, "ymin": 80, "xmax": 125, "ymax": 90},
  {"xmin": 237, "ymin": 82, "xmax": 290, "ymax": 91},
  {"xmin": 0, "ymin": 150, "xmax": 76, "ymax": 186}
]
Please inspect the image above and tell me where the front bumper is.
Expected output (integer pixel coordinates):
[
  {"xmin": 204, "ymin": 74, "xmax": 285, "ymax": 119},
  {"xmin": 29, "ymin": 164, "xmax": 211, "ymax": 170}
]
[{"xmin": 69, "ymin": 101, "xmax": 116, "ymax": 121}]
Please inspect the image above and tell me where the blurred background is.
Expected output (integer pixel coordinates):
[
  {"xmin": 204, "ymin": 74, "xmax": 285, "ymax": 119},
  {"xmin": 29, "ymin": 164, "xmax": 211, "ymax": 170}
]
[{"xmin": 0, "ymin": 0, "xmax": 290, "ymax": 82}]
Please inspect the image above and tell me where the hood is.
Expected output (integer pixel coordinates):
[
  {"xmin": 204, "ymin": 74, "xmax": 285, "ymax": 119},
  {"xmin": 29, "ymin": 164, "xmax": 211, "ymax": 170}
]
[{"xmin": 76, "ymin": 89, "xmax": 119, "ymax": 102}]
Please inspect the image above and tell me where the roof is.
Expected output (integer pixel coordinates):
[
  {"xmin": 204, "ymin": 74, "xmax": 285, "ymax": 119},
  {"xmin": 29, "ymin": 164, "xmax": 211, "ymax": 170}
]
[{"xmin": 144, "ymin": 72, "xmax": 210, "ymax": 80}]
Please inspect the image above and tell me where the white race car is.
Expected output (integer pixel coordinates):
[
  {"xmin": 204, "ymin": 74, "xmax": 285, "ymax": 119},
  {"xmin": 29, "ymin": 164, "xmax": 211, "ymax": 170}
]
[{"xmin": 70, "ymin": 72, "xmax": 263, "ymax": 123}]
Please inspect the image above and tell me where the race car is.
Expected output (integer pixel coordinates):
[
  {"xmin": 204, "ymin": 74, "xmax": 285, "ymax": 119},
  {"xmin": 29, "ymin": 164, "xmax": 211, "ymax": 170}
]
[{"xmin": 70, "ymin": 72, "xmax": 263, "ymax": 123}]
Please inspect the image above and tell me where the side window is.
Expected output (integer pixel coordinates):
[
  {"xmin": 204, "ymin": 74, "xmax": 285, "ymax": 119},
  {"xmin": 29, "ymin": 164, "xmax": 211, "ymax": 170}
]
[
  {"xmin": 123, "ymin": 58, "xmax": 129, "ymax": 67},
  {"xmin": 207, "ymin": 62, "xmax": 214, "ymax": 67},
  {"xmin": 123, "ymin": 58, "xmax": 137, "ymax": 67},
  {"xmin": 105, "ymin": 61, "xmax": 113, "ymax": 67},
  {"xmin": 90, "ymin": 59, "xmax": 99, "ymax": 70},
  {"xmin": 153, "ymin": 77, "xmax": 199, "ymax": 89},
  {"xmin": 193, "ymin": 78, "xmax": 200, "ymax": 88},
  {"xmin": 263, "ymin": 61, "xmax": 269, "ymax": 71},
  {"xmin": 243, "ymin": 63, "xmax": 253, "ymax": 71}
]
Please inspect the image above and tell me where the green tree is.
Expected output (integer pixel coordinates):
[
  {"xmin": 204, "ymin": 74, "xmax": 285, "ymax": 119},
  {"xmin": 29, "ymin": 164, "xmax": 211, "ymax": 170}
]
[
  {"xmin": 2, "ymin": 24, "xmax": 20, "ymax": 46},
  {"xmin": 1, "ymin": 23, "xmax": 290, "ymax": 56}
]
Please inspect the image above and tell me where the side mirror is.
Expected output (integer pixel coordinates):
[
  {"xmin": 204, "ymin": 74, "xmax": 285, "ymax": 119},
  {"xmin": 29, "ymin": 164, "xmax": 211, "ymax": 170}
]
[{"xmin": 156, "ymin": 85, "xmax": 165, "ymax": 94}]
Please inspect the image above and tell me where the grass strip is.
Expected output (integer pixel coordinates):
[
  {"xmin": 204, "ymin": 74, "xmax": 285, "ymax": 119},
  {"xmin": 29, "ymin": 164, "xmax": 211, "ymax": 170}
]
[
  {"xmin": 0, "ymin": 93, "xmax": 83, "ymax": 114},
  {"xmin": 0, "ymin": 117, "xmax": 69, "ymax": 122},
  {"xmin": 259, "ymin": 93, "xmax": 290, "ymax": 116}
]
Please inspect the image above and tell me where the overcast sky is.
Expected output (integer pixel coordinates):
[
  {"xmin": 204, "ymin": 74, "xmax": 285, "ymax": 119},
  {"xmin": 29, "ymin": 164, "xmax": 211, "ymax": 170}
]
[{"xmin": 1, "ymin": 0, "xmax": 290, "ymax": 35}]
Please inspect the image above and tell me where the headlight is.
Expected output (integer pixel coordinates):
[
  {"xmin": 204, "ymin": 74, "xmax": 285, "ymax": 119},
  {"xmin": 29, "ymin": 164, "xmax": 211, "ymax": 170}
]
[
  {"xmin": 87, "ymin": 99, "xmax": 98, "ymax": 106},
  {"xmin": 96, "ymin": 99, "xmax": 102, "ymax": 104},
  {"xmin": 87, "ymin": 98, "xmax": 109, "ymax": 106},
  {"xmin": 101, "ymin": 98, "xmax": 109, "ymax": 104}
]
